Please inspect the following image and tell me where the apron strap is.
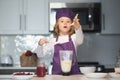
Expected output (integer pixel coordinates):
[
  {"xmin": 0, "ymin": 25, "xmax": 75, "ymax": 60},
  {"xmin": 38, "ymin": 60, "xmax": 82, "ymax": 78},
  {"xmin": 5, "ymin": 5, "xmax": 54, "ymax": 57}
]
[
  {"xmin": 69, "ymin": 35, "xmax": 72, "ymax": 41},
  {"xmin": 56, "ymin": 36, "xmax": 58, "ymax": 42}
]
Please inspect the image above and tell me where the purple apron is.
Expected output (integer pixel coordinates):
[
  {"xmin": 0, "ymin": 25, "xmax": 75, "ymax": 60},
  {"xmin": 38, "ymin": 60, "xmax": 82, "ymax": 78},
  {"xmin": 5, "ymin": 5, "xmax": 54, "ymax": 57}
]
[{"xmin": 52, "ymin": 36, "xmax": 80, "ymax": 75}]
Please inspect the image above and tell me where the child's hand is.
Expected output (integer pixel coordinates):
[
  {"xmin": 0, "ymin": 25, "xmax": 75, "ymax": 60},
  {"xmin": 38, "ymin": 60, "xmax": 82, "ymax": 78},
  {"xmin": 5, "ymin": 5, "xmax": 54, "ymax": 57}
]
[
  {"xmin": 71, "ymin": 14, "xmax": 81, "ymax": 29},
  {"xmin": 38, "ymin": 38, "xmax": 48, "ymax": 46}
]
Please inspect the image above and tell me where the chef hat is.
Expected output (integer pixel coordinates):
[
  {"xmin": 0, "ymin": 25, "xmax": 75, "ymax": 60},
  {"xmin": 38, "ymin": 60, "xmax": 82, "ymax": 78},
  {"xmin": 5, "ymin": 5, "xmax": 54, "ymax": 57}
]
[{"xmin": 56, "ymin": 8, "xmax": 75, "ymax": 21}]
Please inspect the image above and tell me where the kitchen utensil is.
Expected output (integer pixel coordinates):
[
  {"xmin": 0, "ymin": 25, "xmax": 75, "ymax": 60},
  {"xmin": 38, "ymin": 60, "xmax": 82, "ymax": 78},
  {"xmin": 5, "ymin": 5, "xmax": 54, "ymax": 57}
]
[
  {"xmin": 79, "ymin": 66, "xmax": 96, "ymax": 74},
  {"xmin": 0, "ymin": 54, "xmax": 13, "ymax": 66}
]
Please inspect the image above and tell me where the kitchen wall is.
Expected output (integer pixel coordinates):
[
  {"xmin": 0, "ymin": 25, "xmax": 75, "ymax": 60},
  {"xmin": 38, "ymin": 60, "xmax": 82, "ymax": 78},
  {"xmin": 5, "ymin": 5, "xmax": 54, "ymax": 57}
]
[
  {"xmin": 0, "ymin": 34, "xmax": 120, "ymax": 68},
  {"xmin": 0, "ymin": 35, "xmax": 52, "ymax": 67},
  {"xmin": 77, "ymin": 33, "xmax": 120, "ymax": 68}
]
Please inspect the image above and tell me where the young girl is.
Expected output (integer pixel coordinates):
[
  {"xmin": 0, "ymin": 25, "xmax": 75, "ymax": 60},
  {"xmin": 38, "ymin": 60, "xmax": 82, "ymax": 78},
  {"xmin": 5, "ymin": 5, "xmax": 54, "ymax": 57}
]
[{"xmin": 35, "ymin": 8, "xmax": 84, "ymax": 75}]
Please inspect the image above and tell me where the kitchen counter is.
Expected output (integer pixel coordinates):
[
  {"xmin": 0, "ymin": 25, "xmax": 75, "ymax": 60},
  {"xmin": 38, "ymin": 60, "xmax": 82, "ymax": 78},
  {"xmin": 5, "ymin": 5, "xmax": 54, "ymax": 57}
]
[
  {"xmin": 30, "ymin": 75, "xmax": 119, "ymax": 80},
  {"xmin": 0, "ymin": 66, "xmax": 114, "ymax": 75},
  {"xmin": 0, "ymin": 74, "xmax": 119, "ymax": 80}
]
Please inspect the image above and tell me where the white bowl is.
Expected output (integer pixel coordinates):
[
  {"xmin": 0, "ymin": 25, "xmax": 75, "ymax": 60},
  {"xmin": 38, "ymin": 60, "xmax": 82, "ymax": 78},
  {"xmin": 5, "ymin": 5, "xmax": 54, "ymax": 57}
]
[
  {"xmin": 85, "ymin": 73, "xmax": 108, "ymax": 78},
  {"xmin": 79, "ymin": 66, "xmax": 96, "ymax": 74},
  {"xmin": 114, "ymin": 67, "xmax": 120, "ymax": 72}
]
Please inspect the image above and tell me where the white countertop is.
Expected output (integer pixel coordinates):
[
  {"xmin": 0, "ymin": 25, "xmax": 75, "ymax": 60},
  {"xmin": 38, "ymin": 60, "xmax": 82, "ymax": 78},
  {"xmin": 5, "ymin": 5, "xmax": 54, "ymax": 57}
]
[
  {"xmin": 0, "ymin": 74, "xmax": 119, "ymax": 80},
  {"xmin": 30, "ymin": 75, "xmax": 120, "ymax": 80}
]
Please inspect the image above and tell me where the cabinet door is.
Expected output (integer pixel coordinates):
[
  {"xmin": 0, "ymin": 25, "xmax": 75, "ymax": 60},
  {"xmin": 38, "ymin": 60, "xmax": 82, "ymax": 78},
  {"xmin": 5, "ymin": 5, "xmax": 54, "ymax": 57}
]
[
  {"xmin": 24, "ymin": 0, "xmax": 49, "ymax": 34},
  {"xmin": 101, "ymin": 0, "xmax": 120, "ymax": 34},
  {"xmin": 0, "ymin": 0, "xmax": 22, "ymax": 34}
]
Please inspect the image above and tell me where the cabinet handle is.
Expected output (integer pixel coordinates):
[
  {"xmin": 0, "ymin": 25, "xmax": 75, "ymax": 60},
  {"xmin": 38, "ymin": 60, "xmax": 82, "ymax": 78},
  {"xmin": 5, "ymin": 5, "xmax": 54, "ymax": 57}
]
[
  {"xmin": 20, "ymin": 15, "xmax": 22, "ymax": 30},
  {"xmin": 24, "ymin": 15, "xmax": 26, "ymax": 31},
  {"xmin": 102, "ymin": 14, "xmax": 105, "ymax": 30}
]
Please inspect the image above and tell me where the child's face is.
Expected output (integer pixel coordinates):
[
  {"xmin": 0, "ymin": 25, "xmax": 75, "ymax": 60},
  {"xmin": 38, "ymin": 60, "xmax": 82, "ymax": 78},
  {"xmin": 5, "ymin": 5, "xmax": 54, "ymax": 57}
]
[{"xmin": 58, "ymin": 17, "xmax": 72, "ymax": 35}]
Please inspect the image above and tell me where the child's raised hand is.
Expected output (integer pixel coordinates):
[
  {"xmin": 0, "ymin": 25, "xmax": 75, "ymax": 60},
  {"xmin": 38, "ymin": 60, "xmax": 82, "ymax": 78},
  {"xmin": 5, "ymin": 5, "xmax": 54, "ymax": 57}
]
[
  {"xmin": 38, "ymin": 38, "xmax": 48, "ymax": 46},
  {"xmin": 71, "ymin": 14, "xmax": 81, "ymax": 29}
]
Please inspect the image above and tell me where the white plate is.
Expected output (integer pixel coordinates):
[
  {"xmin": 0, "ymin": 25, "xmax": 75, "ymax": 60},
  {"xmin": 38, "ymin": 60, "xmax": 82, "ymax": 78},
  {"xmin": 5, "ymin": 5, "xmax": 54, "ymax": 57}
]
[
  {"xmin": 13, "ymin": 72, "xmax": 35, "ymax": 80},
  {"xmin": 85, "ymin": 73, "xmax": 108, "ymax": 78},
  {"xmin": 109, "ymin": 72, "xmax": 120, "ymax": 78}
]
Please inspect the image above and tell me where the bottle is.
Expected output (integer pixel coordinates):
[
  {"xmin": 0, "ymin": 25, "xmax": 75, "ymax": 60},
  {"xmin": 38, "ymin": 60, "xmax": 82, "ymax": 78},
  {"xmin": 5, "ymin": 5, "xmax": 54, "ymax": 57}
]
[
  {"xmin": 36, "ymin": 61, "xmax": 46, "ymax": 77},
  {"xmin": 48, "ymin": 62, "xmax": 53, "ymax": 75}
]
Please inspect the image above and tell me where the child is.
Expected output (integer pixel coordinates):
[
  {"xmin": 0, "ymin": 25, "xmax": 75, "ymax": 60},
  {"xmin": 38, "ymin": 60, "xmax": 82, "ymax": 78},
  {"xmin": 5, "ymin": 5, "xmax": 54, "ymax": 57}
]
[{"xmin": 35, "ymin": 8, "xmax": 84, "ymax": 75}]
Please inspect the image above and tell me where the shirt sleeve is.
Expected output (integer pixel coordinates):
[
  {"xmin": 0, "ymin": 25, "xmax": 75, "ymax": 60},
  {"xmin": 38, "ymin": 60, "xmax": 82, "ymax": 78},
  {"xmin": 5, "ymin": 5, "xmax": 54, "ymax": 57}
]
[
  {"xmin": 72, "ymin": 26, "xmax": 84, "ymax": 46},
  {"xmin": 34, "ymin": 45, "xmax": 44, "ymax": 57},
  {"xmin": 34, "ymin": 37, "xmax": 54, "ymax": 58}
]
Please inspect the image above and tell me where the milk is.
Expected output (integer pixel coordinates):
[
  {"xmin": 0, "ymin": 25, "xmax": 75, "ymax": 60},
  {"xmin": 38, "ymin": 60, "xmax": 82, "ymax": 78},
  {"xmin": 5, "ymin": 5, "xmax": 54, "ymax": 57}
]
[{"xmin": 61, "ymin": 60, "xmax": 72, "ymax": 73}]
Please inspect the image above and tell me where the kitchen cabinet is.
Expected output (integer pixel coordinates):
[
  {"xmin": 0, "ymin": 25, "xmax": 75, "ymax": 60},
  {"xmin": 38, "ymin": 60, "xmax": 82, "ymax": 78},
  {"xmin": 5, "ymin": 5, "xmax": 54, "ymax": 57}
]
[
  {"xmin": 101, "ymin": 0, "xmax": 120, "ymax": 34},
  {"xmin": 0, "ymin": 0, "xmax": 22, "ymax": 34},
  {"xmin": 0, "ymin": 0, "xmax": 49, "ymax": 35},
  {"xmin": 23, "ymin": 0, "xmax": 49, "ymax": 34}
]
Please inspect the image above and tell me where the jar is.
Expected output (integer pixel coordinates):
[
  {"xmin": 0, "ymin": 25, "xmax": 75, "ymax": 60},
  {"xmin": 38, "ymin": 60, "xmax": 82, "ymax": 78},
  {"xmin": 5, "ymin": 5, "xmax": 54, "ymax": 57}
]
[{"xmin": 36, "ymin": 61, "xmax": 46, "ymax": 77}]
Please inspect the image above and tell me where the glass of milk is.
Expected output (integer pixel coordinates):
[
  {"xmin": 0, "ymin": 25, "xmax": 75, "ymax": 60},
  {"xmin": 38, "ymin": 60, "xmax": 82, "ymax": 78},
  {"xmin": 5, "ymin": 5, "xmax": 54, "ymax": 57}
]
[{"xmin": 59, "ymin": 50, "xmax": 73, "ymax": 75}]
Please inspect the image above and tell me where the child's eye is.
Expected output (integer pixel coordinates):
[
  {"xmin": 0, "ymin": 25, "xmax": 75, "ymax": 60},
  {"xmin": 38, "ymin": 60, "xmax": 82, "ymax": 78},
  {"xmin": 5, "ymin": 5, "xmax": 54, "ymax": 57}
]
[
  {"xmin": 60, "ymin": 21, "xmax": 64, "ymax": 23},
  {"xmin": 67, "ymin": 21, "xmax": 70, "ymax": 23},
  {"xmin": 61, "ymin": 21, "xmax": 64, "ymax": 23}
]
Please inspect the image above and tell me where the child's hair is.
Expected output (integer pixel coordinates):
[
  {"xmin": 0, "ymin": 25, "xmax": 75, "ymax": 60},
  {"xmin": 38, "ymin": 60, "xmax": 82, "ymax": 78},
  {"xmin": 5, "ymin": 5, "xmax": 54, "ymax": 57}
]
[{"xmin": 53, "ymin": 20, "xmax": 75, "ymax": 37}]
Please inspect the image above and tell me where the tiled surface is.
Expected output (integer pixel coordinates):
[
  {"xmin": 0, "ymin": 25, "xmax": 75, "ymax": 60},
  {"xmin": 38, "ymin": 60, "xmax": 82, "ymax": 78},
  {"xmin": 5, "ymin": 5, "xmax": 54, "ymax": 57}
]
[
  {"xmin": 0, "ymin": 35, "xmax": 52, "ymax": 67},
  {"xmin": 0, "ymin": 34, "xmax": 120, "ymax": 68}
]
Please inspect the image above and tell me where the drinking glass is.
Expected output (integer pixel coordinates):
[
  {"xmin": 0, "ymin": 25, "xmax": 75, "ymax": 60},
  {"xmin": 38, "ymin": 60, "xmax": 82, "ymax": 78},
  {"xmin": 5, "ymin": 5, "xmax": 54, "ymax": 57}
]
[{"xmin": 59, "ymin": 50, "xmax": 73, "ymax": 75}]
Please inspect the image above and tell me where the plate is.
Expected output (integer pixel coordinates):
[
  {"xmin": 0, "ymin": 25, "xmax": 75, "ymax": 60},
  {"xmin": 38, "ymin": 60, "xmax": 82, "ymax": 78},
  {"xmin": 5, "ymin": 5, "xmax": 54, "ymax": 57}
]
[
  {"xmin": 109, "ymin": 72, "xmax": 120, "ymax": 78},
  {"xmin": 13, "ymin": 72, "xmax": 35, "ymax": 80},
  {"xmin": 85, "ymin": 73, "xmax": 108, "ymax": 78}
]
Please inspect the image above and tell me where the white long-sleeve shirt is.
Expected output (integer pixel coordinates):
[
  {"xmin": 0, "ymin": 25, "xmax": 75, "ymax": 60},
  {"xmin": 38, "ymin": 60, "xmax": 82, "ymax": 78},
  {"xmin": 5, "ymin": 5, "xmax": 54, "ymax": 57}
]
[{"xmin": 35, "ymin": 27, "xmax": 84, "ymax": 57}]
